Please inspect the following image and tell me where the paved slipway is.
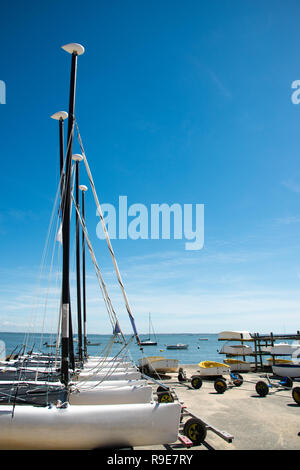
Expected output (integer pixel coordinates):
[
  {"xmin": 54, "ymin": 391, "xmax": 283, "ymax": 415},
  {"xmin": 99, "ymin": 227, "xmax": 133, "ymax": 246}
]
[{"xmin": 135, "ymin": 365, "xmax": 300, "ymax": 451}]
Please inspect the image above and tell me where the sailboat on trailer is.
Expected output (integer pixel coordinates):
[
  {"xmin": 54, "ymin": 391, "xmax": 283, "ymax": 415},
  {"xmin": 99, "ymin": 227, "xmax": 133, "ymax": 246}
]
[{"xmin": 0, "ymin": 43, "xmax": 181, "ymax": 449}]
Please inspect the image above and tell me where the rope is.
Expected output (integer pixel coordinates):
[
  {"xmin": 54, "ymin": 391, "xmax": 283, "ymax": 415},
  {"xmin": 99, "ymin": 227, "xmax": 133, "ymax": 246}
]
[
  {"xmin": 70, "ymin": 193, "xmax": 126, "ymax": 342},
  {"xmin": 75, "ymin": 122, "xmax": 142, "ymax": 347}
]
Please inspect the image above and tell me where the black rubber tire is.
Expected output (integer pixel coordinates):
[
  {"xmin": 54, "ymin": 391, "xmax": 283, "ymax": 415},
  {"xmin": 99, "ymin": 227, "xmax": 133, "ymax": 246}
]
[
  {"xmin": 157, "ymin": 391, "xmax": 174, "ymax": 403},
  {"xmin": 156, "ymin": 386, "xmax": 169, "ymax": 393},
  {"xmin": 178, "ymin": 372, "xmax": 186, "ymax": 382},
  {"xmin": 292, "ymin": 386, "xmax": 300, "ymax": 405},
  {"xmin": 232, "ymin": 373, "xmax": 243, "ymax": 387},
  {"xmin": 191, "ymin": 376, "xmax": 203, "ymax": 390},
  {"xmin": 183, "ymin": 418, "xmax": 207, "ymax": 445},
  {"xmin": 256, "ymin": 381, "xmax": 269, "ymax": 397},
  {"xmin": 214, "ymin": 378, "xmax": 227, "ymax": 394}
]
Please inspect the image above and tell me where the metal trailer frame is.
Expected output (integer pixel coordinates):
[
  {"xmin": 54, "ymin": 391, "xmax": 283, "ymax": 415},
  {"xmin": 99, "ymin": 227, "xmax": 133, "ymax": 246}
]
[
  {"xmin": 177, "ymin": 368, "xmax": 244, "ymax": 394},
  {"xmin": 142, "ymin": 372, "xmax": 234, "ymax": 448},
  {"xmin": 254, "ymin": 374, "xmax": 294, "ymax": 397}
]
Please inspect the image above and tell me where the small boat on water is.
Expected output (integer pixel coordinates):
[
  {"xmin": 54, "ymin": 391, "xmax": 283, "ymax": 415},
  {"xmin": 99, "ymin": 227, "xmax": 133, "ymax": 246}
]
[
  {"xmin": 166, "ymin": 344, "xmax": 188, "ymax": 350},
  {"xmin": 87, "ymin": 340, "xmax": 101, "ymax": 346},
  {"xmin": 223, "ymin": 359, "xmax": 251, "ymax": 372},
  {"xmin": 198, "ymin": 361, "xmax": 230, "ymax": 376},
  {"xmin": 140, "ymin": 340, "xmax": 157, "ymax": 346},
  {"xmin": 140, "ymin": 313, "xmax": 157, "ymax": 346}
]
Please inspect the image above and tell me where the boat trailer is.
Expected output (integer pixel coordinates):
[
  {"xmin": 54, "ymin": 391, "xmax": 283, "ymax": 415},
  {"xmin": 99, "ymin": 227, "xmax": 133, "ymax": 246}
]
[
  {"xmin": 255, "ymin": 374, "xmax": 294, "ymax": 397},
  {"xmin": 177, "ymin": 367, "xmax": 244, "ymax": 394},
  {"xmin": 142, "ymin": 372, "xmax": 234, "ymax": 447}
]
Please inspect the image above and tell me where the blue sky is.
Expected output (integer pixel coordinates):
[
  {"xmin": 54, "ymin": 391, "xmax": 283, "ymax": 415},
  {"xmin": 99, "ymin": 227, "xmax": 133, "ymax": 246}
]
[{"xmin": 1, "ymin": 0, "xmax": 300, "ymax": 335}]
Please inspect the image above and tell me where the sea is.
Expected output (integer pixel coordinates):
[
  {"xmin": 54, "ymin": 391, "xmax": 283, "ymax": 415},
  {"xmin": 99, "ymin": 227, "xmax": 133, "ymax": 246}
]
[{"xmin": 0, "ymin": 332, "xmax": 222, "ymax": 365}]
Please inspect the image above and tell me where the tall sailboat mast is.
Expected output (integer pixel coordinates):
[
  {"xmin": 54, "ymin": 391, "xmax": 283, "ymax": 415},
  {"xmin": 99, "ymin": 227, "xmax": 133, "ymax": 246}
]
[
  {"xmin": 61, "ymin": 43, "xmax": 85, "ymax": 386},
  {"xmin": 50, "ymin": 110, "xmax": 68, "ymax": 357},
  {"xmin": 73, "ymin": 154, "xmax": 84, "ymax": 364},
  {"xmin": 50, "ymin": 111, "xmax": 68, "ymax": 197},
  {"xmin": 79, "ymin": 184, "xmax": 88, "ymax": 359}
]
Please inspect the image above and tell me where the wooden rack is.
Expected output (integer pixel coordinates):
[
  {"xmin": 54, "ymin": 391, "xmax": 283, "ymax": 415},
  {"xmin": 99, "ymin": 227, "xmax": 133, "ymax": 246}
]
[{"xmin": 218, "ymin": 331, "xmax": 300, "ymax": 372}]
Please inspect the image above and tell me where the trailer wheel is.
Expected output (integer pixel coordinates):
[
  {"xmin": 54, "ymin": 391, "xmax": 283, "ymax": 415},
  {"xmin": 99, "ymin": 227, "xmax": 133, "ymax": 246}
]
[
  {"xmin": 178, "ymin": 372, "xmax": 185, "ymax": 382},
  {"xmin": 232, "ymin": 373, "xmax": 243, "ymax": 387},
  {"xmin": 256, "ymin": 381, "xmax": 269, "ymax": 397},
  {"xmin": 183, "ymin": 418, "xmax": 207, "ymax": 445},
  {"xmin": 157, "ymin": 391, "xmax": 174, "ymax": 403},
  {"xmin": 280, "ymin": 377, "xmax": 293, "ymax": 389},
  {"xmin": 191, "ymin": 376, "xmax": 203, "ymax": 390},
  {"xmin": 178, "ymin": 368, "xmax": 187, "ymax": 382},
  {"xmin": 156, "ymin": 386, "xmax": 169, "ymax": 393},
  {"xmin": 292, "ymin": 387, "xmax": 300, "ymax": 405},
  {"xmin": 214, "ymin": 378, "xmax": 227, "ymax": 394}
]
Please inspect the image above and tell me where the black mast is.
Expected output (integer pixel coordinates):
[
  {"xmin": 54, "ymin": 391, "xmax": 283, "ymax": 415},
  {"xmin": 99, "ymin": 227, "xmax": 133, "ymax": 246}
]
[
  {"xmin": 73, "ymin": 154, "xmax": 84, "ymax": 364},
  {"xmin": 60, "ymin": 43, "xmax": 85, "ymax": 386},
  {"xmin": 79, "ymin": 184, "xmax": 88, "ymax": 359},
  {"xmin": 50, "ymin": 110, "xmax": 68, "ymax": 360},
  {"xmin": 50, "ymin": 111, "xmax": 68, "ymax": 202}
]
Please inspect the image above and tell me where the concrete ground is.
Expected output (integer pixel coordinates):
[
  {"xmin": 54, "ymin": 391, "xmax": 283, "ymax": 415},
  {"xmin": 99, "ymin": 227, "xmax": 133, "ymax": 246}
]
[{"xmin": 135, "ymin": 364, "xmax": 300, "ymax": 451}]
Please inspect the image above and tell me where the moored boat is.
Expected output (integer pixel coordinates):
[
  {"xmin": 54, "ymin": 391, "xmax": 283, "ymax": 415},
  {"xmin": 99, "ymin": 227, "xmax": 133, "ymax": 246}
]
[
  {"xmin": 140, "ymin": 313, "xmax": 158, "ymax": 346},
  {"xmin": 166, "ymin": 344, "xmax": 188, "ymax": 350}
]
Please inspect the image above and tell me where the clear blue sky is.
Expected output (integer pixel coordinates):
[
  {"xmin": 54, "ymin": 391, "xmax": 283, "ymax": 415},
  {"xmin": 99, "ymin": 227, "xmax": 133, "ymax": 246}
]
[{"xmin": 1, "ymin": 0, "xmax": 300, "ymax": 335}]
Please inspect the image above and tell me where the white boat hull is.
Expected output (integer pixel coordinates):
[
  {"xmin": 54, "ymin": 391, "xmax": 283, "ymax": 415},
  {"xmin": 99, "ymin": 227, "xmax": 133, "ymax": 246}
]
[
  {"xmin": 198, "ymin": 362, "xmax": 230, "ymax": 376},
  {"xmin": 270, "ymin": 344, "xmax": 300, "ymax": 356},
  {"xmin": 72, "ymin": 379, "xmax": 147, "ymax": 388},
  {"xmin": 138, "ymin": 357, "xmax": 179, "ymax": 373},
  {"xmin": 272, "ymin": 364, "xmax": 300, "ymax": 378},
  {"xmin": 83, "ymin": 361, "xmax": 133, "ymax": 369},
  {"xmin": 220, "ymin": 345, "xmax": 253, "ymax": 355},
  {"xmin": 148, "ymin": 359, "xmax": 179, "ymax": 373},
  {"xmin": 0, "ymin": 402, "xmax": 181, "ymax": 449},
  {"xmin": 76, "ymin": 371, "xmax": 142, "ymax": 381},
  {"xmin": 223, "ymin": 360, "xmax": 251, "ymax": 372},
  {"xmin": 198, "ymin": 366, "xmax": 229, "ymax": 376},
  {"xmin": 69, "ymin": 385, "xmax": 153, "ymax": 405}
]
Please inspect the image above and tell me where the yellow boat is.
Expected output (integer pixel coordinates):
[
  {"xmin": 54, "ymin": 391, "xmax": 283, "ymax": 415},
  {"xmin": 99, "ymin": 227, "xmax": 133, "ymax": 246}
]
[
  {"xmin": 266, "ymin": 358, "xmax": 293, "ymax": 364},
  {"xmin": 198, "ymin": 361, "xmax": 230, "ymax": 376}
]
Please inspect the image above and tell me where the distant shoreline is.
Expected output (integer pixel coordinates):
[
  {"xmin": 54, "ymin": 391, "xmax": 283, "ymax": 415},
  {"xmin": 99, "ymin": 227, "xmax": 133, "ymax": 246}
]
[{"xmin": 0, "ymin": 331, "xmax": 217, "ymax": 335}]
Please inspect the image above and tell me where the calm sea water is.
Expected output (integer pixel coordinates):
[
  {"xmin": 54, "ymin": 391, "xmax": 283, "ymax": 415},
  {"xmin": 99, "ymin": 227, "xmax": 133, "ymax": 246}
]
[{"xmin": 0, "ymin": 332, "xmax": 222, "ymax": 365}]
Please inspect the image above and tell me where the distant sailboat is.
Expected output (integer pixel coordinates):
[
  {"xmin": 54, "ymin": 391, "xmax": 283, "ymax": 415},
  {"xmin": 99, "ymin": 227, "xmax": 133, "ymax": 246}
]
[
  {"xmin": 140, "ymin": 313, "xmax": 157, "ymax": 346},
  {"xmin": 167, "ymin": 344, "xmax": 188, "ymax": 350}
]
